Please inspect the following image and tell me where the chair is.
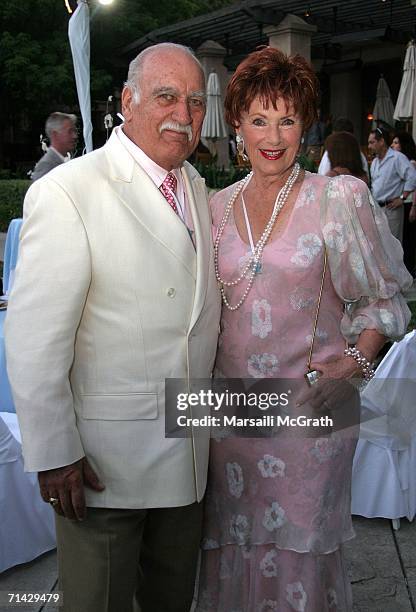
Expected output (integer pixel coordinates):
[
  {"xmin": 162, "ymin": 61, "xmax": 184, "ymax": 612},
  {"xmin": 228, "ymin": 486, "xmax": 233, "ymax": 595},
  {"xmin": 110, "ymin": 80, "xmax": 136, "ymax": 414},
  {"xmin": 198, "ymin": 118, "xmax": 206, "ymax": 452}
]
[
  {"xmin": 2, "ymin": 218, "xmax": 23, "ymax": 297},
  {"xmin": 351, "ymin": 330, "xmax": 416, "ymax": 528},
  {"xmin": 0, "ymin": 218, "xmax": 23, "ymax": 413},
  {"xmin": 0, "ymin": 414, "xmax": 56, "ymax": 572}
]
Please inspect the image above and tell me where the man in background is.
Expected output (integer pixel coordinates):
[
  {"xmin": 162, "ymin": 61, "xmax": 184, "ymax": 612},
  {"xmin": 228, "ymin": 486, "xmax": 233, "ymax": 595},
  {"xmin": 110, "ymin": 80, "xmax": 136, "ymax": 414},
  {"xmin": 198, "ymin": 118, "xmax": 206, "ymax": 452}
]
[
  {"xmin": 31, "ymin": 112, "xmax": 77, "ymax": 181},
  {"xmin": 368, "ymin": 126, "xmax": 416, "ymax": 242}
]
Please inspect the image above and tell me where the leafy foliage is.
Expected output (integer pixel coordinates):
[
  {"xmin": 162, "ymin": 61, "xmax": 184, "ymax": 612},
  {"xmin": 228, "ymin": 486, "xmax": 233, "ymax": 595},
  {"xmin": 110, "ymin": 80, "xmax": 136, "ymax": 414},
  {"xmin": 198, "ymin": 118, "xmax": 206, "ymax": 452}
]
[
  {"xmin": 0, "ymin": 0, "xmax": 234, "ymax": 130},
  {"xmin": 0, "ymin": 180, "xmax": 29, "ymax": 231},
  {"xmin": 194, "ymin": 160, "xmax": 250, "ymax": 189}
]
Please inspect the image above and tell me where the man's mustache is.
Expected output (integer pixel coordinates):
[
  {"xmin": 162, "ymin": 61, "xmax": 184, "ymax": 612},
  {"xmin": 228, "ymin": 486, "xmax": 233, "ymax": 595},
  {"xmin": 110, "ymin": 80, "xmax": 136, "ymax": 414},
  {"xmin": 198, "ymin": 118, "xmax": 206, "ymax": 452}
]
[{"xmin": 159, "ymin": 121, "xmax": 193, "ymax": 142}]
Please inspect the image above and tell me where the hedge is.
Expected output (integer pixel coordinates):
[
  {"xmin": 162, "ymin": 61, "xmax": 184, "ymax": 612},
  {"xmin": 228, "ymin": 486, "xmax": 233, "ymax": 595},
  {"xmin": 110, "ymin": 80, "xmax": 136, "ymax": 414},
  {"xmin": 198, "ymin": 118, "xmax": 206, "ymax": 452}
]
[{"xmin": 0, "ymin": 180, "xmax": 31, "ymax": 231}]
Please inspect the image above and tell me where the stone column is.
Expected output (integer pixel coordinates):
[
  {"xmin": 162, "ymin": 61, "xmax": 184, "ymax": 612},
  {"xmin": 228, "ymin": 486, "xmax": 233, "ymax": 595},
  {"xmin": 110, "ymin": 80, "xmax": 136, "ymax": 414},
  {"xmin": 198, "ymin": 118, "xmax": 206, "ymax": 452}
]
[
  {"xmin": 196, "ymin": 40, "xmax": 229, "ymax": 168},
  {"xmin": 330, "ymin": 70, "xmax": 363, "ymax": 140},
  {"xmin": 265, "ymin": 14, "xmax": 317, "ymax": 62}
]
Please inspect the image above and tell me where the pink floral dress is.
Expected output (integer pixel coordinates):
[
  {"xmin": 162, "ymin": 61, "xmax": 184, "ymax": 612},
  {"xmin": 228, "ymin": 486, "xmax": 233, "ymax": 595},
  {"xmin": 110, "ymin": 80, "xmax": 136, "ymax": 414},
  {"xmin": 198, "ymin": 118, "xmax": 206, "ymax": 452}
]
[{"xmin": 195, "ymin": 173, "xmax": 411, "ymax": 612}]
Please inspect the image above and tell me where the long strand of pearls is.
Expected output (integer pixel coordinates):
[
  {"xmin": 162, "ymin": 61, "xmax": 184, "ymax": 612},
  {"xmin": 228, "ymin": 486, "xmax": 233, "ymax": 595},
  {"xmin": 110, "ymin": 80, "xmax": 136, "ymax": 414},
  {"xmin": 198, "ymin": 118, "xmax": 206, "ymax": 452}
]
[{"xmin": 214, "ymin": 163, "xmax": 300, "ymax": 311}]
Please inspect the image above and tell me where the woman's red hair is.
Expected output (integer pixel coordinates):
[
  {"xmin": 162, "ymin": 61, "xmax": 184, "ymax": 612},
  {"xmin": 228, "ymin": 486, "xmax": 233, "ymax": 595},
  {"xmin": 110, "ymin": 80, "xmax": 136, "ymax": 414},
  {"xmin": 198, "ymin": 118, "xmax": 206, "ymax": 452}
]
[{"xmin": 224, "ymin": 47, "xmax": 319, "ymax": 130}]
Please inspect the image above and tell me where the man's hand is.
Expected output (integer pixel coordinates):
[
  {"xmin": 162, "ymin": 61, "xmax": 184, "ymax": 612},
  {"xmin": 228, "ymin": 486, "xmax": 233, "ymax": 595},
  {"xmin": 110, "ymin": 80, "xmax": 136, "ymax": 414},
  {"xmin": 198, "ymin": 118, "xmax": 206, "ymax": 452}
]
[
  {"xmin": 39, "ymin": 458, "xmax": 105, "ymax": 521},
  {"xmin": 386, "ymin": 197, "xmax": 403, "ymax": 210},
  {"xmin": 409, "ymin": 205, "xmax": 416, "ymax": 223}
]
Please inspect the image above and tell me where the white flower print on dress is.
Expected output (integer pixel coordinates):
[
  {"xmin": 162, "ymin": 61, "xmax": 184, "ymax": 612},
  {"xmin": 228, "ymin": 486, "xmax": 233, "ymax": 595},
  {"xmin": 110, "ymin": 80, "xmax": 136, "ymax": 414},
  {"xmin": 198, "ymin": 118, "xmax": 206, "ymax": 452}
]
[
  {"xmin": 322, "ymin": 221, "xmax": 349, "ymax": 252},
  {"xmin": 257, "ymin": 454, "xmax": 285, "ymax": 478},
  {"xmin": 295, "ymin": 183, "xmax": 316, "ymax": 208},
  {"xmin": 252, "ymin": 299, "xmax": 272, "ymax": 339},
  {"xmin": 310, "ymin": 436, "xmax": 343, "ymax": 463},
  {"xmin": 327, "ymin": 178, "xmax": 342, "ymax": 199},
  {"xmin": 238, "ymin": 250, "xmax": 253, "ymax": 275},
  {"xmin": 262, "ymin": 501, "xmax": 286, "ymax": 531},
  {"xmin": 201, "ymin": 538, "xmax": 219, "ymax": 550},
  {"xmin": 259, "ymin": 549, "xmax": 278, "ymax": 577},
  {"xmin": 286, "ymin": 581, "xmax": 308, "ymax": 611},
  {"xmin": 289, "ymin": 288, "xmax": 314, "ymax": 311},
  {"xmin": 291, "ymin": 233, "xmax": 322, "ymax": 268},
  {"xmin": 305, "ymin": 328, "xmax": 328, "ymax": 346},
  {"xmin": 380, "ymin": 309, "xmax": 396, "ymax": 336},
  {"xmin": 248, "ymin": 354, "xmax": 279, "ymax": 378},
  {"xmin": 353, "ymin": 189, "xmax": 363, "ymax": 208},
  {"xmin": 258, "ymin": 599, "xmax": 279, "ymax": 612},
  {"xmin": 348, "ymin": 250, "xmax": 367, "ymax": 284},
  {"xmin": 226, "ymin": 462, "xmax": 244, "ymax": 498},
  {"xmin": 327, "ymin": 587, "xmax": 338, "ymax": 608},
  {"xmin": 229, "ymin": 514, "xmax": 251, "ymax": 544}
]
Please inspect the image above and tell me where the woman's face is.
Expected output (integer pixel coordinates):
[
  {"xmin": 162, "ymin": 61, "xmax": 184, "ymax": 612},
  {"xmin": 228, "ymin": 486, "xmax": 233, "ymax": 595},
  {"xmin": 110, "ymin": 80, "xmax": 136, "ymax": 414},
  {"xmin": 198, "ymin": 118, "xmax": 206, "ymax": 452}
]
[
  {"xmin": 236, "ymin": 96, "xmax": 303, "ymax": 179},
  {"xmin": 391, "ymin": 137, "xmax": 401, "ymax": 151}
]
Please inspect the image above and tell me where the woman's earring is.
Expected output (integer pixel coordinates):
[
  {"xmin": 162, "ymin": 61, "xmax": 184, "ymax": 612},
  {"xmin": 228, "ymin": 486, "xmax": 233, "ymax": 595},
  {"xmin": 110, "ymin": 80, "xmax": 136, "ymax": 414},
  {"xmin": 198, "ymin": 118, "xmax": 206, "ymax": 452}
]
[
  {"xmin": 236, "ymin": 134, "xmax": 249, "ymax": 163},
  {"xmin": 301, "ymin": 136, "xmax": 305, "ymax": 145}
]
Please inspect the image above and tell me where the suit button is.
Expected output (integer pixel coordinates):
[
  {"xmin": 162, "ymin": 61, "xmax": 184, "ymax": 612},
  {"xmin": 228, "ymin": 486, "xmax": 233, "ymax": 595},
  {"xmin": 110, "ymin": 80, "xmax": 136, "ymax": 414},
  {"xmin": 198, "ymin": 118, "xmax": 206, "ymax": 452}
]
[{"xmin": 167, "ymin": 287, "xmax": 176, "ymax": 298}]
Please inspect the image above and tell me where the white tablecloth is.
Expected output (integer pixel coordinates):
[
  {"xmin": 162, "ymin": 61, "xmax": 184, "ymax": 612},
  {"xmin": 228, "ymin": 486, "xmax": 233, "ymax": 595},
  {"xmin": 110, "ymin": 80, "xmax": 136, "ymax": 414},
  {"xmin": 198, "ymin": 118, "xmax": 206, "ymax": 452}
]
[
  {"xmin": 0, "ymin": 413, "xmax": 55, "ymax": 572},
  {"xmin": 352, "ymin": 330, "xmax": 416, "ymax": 521}
]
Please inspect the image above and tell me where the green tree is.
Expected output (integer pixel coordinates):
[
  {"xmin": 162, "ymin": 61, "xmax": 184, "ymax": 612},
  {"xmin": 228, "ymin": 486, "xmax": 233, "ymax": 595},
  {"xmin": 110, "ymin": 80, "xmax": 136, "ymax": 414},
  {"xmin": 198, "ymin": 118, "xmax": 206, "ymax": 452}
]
[{"xmin": 0, "ymin": 0, "xmax": 233, "ymax": 167}]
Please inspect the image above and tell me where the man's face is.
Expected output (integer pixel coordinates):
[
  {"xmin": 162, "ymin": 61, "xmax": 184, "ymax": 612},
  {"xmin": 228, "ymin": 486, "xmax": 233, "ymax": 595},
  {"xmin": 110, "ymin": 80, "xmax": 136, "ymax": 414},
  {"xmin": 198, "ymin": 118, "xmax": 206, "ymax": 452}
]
[
  {"xmin": 53, "ymin": 120, "xmax": 77, "ymax": 155},
  {"xmin": 368, "ymin": 133, "xmax": 384, "ymax": 157},
  {"xmin": 121, "ymin": 50, "xmax": 206, "ymax": 170}
]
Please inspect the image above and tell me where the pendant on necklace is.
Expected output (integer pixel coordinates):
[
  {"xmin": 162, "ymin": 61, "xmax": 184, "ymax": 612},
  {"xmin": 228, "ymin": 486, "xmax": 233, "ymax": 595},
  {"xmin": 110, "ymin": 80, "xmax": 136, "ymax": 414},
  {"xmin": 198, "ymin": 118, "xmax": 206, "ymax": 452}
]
[{"xmin": 252, "ymin": 261, "xmax": 262, "ymax": 274}]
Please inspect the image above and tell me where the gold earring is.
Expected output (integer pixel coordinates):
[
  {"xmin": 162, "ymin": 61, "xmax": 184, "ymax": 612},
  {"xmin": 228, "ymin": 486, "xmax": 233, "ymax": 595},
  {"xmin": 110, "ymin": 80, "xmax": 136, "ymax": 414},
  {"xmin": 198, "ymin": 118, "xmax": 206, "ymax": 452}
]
[{"xmin": 236, "ymin": 134, "xmax": 249, "ymax": 162}]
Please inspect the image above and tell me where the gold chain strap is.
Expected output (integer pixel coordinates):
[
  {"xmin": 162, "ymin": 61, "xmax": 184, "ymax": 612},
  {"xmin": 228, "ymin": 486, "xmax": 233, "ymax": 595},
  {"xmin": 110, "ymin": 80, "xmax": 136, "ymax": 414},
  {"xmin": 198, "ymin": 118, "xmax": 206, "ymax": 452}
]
[{"xmin": 306, "ymin": 248, "xmax": 327, "ymax": 372}]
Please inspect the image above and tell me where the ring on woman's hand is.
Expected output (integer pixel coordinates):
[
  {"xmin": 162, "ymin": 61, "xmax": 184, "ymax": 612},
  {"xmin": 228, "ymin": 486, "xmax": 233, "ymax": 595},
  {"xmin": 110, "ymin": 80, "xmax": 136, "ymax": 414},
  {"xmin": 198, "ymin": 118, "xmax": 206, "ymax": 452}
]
[{"xmin": 48, "ymin": 497, "xmax": 59, "ymax": 506}]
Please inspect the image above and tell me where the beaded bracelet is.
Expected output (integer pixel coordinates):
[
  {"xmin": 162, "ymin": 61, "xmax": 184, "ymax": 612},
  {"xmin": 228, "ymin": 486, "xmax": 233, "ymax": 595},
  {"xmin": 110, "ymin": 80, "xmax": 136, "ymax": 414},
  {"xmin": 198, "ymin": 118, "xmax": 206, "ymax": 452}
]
[{"xmin": 344, "ymin": 346, "xmax": 375, "ymax": 381}]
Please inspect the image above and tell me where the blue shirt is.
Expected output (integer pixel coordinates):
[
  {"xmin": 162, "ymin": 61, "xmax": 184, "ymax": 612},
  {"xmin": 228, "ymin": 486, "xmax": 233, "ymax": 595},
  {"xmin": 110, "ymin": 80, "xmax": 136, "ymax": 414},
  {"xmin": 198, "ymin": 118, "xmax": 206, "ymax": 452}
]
[{"xmin": 370, "ymin": 148, "xmax": 416, "ymax": 202}]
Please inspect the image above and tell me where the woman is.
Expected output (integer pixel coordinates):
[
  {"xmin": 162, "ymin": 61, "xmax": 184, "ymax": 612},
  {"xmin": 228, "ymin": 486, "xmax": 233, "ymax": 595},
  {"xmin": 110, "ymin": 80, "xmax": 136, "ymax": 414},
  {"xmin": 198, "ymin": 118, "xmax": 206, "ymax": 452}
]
[
  {"xmin": 196, "ymin": 47, "xmax": 412, "ymax": 611},
  {"xmin": 391, "ymin": 131, "xmax": 416, "ymax": 276},
  {"xmin": 325, "ymin": 131, "xmax": 368, "ymax": 184}
]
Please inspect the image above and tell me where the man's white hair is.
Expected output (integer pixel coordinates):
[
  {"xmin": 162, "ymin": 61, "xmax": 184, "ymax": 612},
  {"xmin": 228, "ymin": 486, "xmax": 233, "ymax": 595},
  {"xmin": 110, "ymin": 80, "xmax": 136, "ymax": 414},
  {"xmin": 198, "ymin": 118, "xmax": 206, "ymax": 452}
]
[
  {"xmin": 45, "ymin": 112, "xmax": 77, "ymax": 139},
  {"xmin": 124, "ymin": 43, "xmax": 204, "ymax": 105}
]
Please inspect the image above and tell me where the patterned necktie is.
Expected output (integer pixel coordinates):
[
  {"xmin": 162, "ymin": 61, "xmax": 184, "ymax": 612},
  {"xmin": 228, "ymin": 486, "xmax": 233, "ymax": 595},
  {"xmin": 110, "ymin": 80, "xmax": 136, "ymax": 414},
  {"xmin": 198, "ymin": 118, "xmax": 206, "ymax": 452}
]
[{"xmin": 160, "ymin": 172, "xmax": 178, "ymax": 215}]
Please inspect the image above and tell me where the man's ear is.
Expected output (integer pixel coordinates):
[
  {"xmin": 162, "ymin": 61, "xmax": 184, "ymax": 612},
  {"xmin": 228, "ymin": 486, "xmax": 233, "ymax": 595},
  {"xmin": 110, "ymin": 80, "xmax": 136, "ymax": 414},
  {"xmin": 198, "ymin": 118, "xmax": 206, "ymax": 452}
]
[{"xmin": 121, "ymin": 87, "xmax": 133, "ymax": 123}]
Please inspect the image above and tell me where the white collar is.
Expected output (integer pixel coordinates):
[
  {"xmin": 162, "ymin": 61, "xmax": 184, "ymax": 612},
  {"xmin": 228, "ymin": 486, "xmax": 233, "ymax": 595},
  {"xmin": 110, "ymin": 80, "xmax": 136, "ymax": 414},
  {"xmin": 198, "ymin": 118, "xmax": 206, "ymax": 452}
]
[{"xmin": 116, "ymin": 125, "xmax": 182, "ymax": 188}]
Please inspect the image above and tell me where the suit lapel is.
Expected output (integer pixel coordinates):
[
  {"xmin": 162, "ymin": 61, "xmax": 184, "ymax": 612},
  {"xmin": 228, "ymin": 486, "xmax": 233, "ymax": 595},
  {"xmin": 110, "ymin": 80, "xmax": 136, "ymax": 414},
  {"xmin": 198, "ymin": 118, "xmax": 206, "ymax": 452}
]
[
  {"xmin": 104, "ymin": 133, "xmax": 196, "ymax": 278},
  {"xmin": 182, "ymin": 164, "xmax": 210, "ymax": 330}
]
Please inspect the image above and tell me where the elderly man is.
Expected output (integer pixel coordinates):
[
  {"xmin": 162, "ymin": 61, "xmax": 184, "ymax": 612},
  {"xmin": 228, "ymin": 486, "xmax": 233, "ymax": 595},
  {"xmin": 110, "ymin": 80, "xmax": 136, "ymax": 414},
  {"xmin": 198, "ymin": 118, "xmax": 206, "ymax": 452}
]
[
  {"xmin": 5, "ymin": 43, "xmax": 220, "ymax": 612},
  {"xmin": 368, "ymin": 126, "xmax": 416, "ymax": 242},
  {"xmin": 31, "ymin": 112, "xmax": 77, "ymax": 181}
]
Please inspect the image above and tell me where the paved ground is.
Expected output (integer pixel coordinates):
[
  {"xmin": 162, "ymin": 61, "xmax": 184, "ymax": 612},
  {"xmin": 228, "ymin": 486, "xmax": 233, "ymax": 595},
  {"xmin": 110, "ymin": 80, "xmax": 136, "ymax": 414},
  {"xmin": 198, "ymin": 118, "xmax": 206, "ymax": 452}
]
[{"xmin": 0, "ymin": 515, "xmax": 415, "ymax": 611}]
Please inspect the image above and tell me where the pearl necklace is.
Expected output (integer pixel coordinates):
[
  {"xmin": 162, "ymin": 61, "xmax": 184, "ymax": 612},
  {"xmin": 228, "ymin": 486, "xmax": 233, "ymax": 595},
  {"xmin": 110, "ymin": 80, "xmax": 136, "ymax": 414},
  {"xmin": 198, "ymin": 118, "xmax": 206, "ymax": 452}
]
[{"xmin": 214, "ymin": 163, "xmax": 300, "ymax": 311}]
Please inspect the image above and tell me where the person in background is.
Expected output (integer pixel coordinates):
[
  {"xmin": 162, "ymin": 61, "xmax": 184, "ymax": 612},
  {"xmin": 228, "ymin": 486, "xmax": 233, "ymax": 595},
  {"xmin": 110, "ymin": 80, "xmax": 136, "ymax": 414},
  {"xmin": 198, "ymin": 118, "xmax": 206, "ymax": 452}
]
[
  {"xmin": 31, "ymin": 112, "xmax": 78, "ymax": 181},
  {"xmin": 195, "ymin": 46, "xmax": 411, "ymax": 612},
  {"xmin": 6, "ymin": 43, "xmax": 220, "ymax": 612},
  {"xmin": 391, "ymin": 131, "xmax": 416, "ymax": 275},
  {"xmin": 318, "ymin": 116, "xmax": 369, "ymax": 178},
  {"xmin": 368, "ymin": 126, "xmax": 416, "ymax": 243},
  {"xmin": 325, "ymin": 131, "xmax": 369, "ymax": 184}
]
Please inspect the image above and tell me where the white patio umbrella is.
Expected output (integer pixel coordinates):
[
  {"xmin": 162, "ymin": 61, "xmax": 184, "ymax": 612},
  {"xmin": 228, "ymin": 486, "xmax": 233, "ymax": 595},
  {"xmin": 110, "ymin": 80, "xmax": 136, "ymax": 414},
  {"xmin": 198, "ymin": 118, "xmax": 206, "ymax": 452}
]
[
  {"xmin": 372, "ymin": 75, "xmax": 395, "ymax": 128},
  {"xmin": 393, "ymin": 41, "xmax": 416, "ymax": 123},
  {"xmin": 201, "ymin": 72, "xmax": 227, "ymax": 156},
  {"xmin": 68, "ymin": 0, "xmax": 93, "ymax": 153}
]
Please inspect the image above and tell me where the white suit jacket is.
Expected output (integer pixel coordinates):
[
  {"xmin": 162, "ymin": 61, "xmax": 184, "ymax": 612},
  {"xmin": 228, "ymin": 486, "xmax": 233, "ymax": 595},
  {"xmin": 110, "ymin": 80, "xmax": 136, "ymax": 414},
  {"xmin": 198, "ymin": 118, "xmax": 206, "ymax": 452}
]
[{"xmin": 5, "ymin": 131, "xmax": 221, "ymax": 509}]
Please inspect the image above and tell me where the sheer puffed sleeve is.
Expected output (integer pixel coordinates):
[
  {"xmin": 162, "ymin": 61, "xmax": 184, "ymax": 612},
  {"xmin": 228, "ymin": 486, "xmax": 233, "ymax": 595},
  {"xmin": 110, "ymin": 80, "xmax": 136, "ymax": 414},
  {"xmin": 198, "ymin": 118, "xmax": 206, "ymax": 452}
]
[{"xmin": 320, "ymin": 175, "xmax": 412, "ymax": 343}]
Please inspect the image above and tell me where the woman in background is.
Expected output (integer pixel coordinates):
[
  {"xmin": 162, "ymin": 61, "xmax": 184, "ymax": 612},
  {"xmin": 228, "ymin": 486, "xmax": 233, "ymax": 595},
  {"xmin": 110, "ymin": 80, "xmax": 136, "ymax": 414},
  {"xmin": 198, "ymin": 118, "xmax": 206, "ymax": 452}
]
[{"xmin": 325, "ymin": 131, "xmax": 368, "ymax": 184}]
